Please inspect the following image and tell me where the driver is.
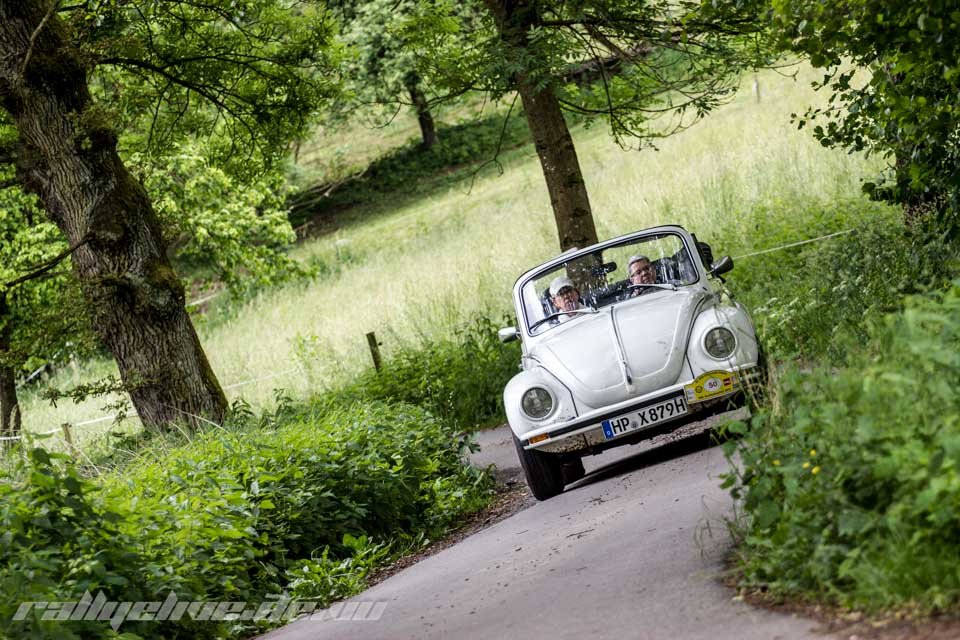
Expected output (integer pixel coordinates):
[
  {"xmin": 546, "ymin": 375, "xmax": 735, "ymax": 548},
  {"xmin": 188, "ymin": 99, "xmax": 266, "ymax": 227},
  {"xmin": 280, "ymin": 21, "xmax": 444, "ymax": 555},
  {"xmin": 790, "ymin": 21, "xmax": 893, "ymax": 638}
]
[
  {"xmin": 549, "ymin": 276, "xmax": 584, "ymax": 321},
  {"xmin": 627, "ymin": 255, "xmax": 656, "ymax": 296}
]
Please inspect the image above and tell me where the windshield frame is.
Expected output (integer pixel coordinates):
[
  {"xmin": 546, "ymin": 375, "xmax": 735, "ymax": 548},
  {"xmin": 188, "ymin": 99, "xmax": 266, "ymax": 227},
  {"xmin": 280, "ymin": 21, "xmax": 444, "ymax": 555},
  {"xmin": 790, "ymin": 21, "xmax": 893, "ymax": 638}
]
[{"xmin": 514, "ymin": 226, "xmax": 703, "ymax": 338}]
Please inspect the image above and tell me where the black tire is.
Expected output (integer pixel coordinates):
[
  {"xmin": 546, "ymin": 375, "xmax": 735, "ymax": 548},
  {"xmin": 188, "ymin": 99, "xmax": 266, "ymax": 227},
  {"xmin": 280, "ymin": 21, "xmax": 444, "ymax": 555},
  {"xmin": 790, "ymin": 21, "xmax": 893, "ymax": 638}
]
[
  {"xmin": 561, "ymin": 456, "xmax": 586, "ymax": 485},
  {"xmin": 513, "ymin": 436, "xmax": 565, "ymax": 501},
  {"xmin": 748, "ymin": 341, "xmax": 770, "ymax": 407}
]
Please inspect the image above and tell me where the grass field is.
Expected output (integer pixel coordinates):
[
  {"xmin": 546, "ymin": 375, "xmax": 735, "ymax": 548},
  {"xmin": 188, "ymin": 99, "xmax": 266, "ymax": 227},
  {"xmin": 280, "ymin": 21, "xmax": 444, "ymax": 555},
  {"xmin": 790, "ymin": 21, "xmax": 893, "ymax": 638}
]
[{"xmin": 16, "ymin": 64, "xmax": 889, "ymax": 451}]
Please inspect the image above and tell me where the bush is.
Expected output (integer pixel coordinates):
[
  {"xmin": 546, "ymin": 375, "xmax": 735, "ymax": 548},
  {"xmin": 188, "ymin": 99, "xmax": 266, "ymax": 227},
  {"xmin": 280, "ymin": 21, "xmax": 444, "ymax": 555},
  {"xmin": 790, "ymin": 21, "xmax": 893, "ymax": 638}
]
[
  {"xmin": 339, "ymin": 313, "xmax": 522, "ymax": 430},
  {"xmin": 724, "ymin": 281, "xmax": 960, "ymax": 611},
  {"xmin": 721, "ymin": 200, "xmax": 949, "ymax": 363},
  {"xmin": 0, "ymin": 400, "xmax": 494, "ymax": 639},
  {"xmin": 0, "ymin": 449, "xmax": 163, "ymax": 640}
]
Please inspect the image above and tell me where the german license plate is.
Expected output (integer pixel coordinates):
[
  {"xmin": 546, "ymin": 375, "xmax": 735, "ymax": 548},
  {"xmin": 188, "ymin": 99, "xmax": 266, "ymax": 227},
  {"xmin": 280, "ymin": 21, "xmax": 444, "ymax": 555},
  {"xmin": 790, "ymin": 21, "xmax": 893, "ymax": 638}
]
[{"xmin": 601, "ymin": 396, "xmax": 688, "ymax": 440}]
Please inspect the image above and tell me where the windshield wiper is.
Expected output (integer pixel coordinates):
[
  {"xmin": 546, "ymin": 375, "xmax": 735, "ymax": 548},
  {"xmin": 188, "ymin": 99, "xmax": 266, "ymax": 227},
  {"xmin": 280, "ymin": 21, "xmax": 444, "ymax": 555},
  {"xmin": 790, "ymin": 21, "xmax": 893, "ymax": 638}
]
[{"xmin": 529, "ymin": 307, "xmax": 598, "ymax": 332}]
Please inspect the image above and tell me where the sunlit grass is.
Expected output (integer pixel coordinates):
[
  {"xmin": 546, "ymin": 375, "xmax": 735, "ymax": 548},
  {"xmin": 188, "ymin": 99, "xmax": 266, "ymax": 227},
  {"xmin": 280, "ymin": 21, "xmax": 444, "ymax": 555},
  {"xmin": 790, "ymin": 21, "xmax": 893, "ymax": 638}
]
[{"xmin": 16, "ymin": 64, "xmax": 889, "ymax": 450}]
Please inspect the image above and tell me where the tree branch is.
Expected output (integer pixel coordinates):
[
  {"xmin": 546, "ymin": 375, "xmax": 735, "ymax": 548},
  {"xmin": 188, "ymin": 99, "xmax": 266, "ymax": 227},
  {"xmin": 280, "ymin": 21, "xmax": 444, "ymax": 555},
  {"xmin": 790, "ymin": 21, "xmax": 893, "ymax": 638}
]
[
  {"xmin": 467, "ymin": 91, "xmax": 520, "ymax": 193},
  {"xmin": 20, "ymin": 0, "xmax": 59, "ymax": 77},
  {"xmin": 3, "ymin": 235, "xmax": 88, "ymax": 291}
]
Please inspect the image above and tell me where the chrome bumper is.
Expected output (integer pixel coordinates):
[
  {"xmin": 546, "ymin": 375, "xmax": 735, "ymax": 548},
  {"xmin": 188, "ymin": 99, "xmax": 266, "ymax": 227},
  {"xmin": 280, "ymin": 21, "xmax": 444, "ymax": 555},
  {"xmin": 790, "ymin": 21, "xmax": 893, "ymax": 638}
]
[{"xmin": 522, "ymin": 366, "xmax": 762, "ymax": 454}]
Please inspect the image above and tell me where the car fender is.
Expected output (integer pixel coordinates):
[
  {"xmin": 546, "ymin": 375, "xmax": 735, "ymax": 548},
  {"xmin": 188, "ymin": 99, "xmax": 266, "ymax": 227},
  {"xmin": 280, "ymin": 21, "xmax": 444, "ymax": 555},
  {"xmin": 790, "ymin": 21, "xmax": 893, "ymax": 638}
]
[
  {"xmin": 503, "ymin": 366, "xmax": 579, "ymax": 440},
  {"xmin": 685, "ymin": 299, "xmax": 760, "ymax": 375}
]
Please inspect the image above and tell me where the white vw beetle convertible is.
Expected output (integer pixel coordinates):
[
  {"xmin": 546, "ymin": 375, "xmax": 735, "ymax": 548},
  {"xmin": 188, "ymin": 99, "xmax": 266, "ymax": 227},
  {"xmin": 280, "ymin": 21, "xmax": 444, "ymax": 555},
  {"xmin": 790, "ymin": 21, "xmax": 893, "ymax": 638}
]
[{"xmin": 498, "ymin": 225, "xmax": 763, "ymax": 500}]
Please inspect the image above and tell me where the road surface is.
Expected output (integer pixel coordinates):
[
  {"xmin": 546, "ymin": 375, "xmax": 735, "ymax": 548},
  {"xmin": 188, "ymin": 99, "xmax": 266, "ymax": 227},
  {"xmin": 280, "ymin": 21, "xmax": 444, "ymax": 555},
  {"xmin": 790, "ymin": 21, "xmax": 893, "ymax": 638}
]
[{"xmin": 262, "ymin": 418, "xmax": 833, "ymax": 640}]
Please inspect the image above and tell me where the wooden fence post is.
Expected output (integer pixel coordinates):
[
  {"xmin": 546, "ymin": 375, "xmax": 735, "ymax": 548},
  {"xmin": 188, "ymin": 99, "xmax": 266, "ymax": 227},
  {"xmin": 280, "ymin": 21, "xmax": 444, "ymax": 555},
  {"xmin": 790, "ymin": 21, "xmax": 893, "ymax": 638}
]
[
  {"xmin": 60, "ymin": 423, "xmax": 77, "ymax": 459},
  {"xmin": 366, "ymin": 332, "xmax": 382, "ymax": 372}
]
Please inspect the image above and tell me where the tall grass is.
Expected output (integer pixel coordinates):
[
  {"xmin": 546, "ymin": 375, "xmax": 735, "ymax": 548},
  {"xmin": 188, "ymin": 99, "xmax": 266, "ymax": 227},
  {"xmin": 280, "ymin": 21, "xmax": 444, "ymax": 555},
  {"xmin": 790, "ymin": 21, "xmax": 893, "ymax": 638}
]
[{"xmin": 16, "ymin": 64, "xmax": 890, "ymax": 446}]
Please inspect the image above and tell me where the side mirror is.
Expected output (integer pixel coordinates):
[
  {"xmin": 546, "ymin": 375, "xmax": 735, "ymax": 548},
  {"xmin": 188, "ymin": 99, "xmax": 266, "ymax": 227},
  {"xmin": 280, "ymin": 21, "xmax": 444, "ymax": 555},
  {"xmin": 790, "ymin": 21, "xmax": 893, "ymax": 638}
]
[
  {"xmin": 709, "ymin": 256, "xmax": 734, "ymax": 277},
  {"xmin": 498, "ymin": 327, "xmax": 520, "ymax": 343}
]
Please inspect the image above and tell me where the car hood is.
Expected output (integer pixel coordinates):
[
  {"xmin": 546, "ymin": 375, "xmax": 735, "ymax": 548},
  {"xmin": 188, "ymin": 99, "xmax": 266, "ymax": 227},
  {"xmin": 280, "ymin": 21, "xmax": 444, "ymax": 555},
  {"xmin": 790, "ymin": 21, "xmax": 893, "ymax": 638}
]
[{"xmin": 529, "ymin": 289, "xmax": 704, "ymax": 408}]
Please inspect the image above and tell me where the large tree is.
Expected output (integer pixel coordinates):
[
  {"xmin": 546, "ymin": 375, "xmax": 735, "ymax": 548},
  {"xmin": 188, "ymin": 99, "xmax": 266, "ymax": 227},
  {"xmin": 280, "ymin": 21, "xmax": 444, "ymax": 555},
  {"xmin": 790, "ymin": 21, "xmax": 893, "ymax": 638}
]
[
  {"xmin": 0, "ymin": 0, "xmax": 333, "ymax": 429},
  {"xmin": 0, "ymin": 133, "xmax": 97, "ymax": 439},
  {"xmin": 411, "ymin": 0, "xmax": 770, "ymax": 250}
]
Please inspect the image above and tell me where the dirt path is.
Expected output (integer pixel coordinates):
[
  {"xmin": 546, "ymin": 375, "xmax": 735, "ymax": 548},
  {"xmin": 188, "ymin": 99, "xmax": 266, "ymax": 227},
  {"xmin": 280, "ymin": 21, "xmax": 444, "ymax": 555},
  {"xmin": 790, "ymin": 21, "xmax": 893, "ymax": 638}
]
[{"xmin": 261, "ymin": 417, "xmax": 837, "ymax": 640}]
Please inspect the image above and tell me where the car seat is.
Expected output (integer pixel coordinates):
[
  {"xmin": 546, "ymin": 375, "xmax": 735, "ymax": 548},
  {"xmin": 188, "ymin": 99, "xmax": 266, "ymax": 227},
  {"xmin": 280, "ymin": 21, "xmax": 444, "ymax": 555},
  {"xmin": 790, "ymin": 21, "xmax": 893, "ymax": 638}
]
[{"xmin": 541, "ymin": 287, "xmax": 559, "ymax": 316}]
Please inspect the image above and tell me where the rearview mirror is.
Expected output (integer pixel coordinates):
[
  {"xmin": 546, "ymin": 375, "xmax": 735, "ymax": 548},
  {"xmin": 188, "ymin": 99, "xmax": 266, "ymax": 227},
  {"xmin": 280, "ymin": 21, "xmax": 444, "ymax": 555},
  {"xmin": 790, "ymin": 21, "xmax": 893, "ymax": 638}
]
[
  {"xmin": 709, "ymin": 256, "xmax": 734, "ymax": 277},
  {"xmin": 498, "ymin": 327, "xmax": 519, "ymax": 343}
]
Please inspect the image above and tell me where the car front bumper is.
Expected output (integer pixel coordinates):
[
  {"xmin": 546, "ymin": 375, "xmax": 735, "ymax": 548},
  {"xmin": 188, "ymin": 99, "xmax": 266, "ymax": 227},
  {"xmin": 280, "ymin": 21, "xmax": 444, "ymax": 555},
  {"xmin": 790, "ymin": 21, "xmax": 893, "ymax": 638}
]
[{"xmin": 520, "ymin": 366, "xmax": 763, "ymax": 455}]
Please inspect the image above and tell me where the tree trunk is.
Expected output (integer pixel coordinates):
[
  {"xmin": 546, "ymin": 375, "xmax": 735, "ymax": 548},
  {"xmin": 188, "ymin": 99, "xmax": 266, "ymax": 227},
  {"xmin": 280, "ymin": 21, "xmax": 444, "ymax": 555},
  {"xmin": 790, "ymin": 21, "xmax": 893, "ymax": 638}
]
[
  {"xmin": 405, "ymin": 74, "xmax": 438, "ymax": 149},
  {"xmin": 0, "ymin": 2, "xmax": 227, "ymax": 429},
  {"xmin": 0, "ymin": 366, "xmax": 19, "ymax": 440},
  {"xmin": 517, "ymin": 81, "xmax": 598, "ymax": 251},
  {"xmin": 483, "ymin": 0, "xmax": 598, "ymax": 252},
  {"xmin": 0, "ymin": 295, "xmax": 21, "ymax": 440}
]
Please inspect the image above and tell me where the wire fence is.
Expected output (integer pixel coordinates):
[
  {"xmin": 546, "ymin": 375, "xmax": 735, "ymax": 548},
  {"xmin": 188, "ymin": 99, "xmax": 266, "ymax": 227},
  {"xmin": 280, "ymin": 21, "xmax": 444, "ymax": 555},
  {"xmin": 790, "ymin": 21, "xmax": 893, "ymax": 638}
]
[
  {"xmin": 731, "ymin": 228, "xmax": 854, "ymax": 260},
  {"xmin": 3, "ymin": 290, "xmax": 233, "ymax": 448},
  {"xmin": 3, "ymin": 367, "xmax": 305, "ymax": 450}
]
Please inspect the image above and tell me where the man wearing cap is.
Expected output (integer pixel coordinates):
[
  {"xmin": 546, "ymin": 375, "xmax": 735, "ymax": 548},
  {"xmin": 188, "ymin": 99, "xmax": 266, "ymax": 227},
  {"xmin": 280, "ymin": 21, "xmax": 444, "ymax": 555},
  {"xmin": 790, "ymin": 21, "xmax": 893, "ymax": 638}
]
[
  {"xmin": 549, "ymin": 275, "xmax": 584, "ymax": 321},
  {"xmin": 627, "ymin": 255, "xmax": 656, "ymax": 297}
]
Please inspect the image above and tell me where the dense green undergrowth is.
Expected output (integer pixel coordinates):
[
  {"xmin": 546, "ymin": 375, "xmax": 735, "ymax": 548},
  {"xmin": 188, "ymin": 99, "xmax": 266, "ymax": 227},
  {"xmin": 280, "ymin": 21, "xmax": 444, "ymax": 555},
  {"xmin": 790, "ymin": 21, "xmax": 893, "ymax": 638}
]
[
  {"xmin": 1, "ymin": 400, "xmax": 494, "ymax": 639},
  {"xmin": 723, "ymin": 214, "xmax": 960, "ymax": 612},
  {"xmin": 725, "ymin": 281, "xmax": 960, "ymax": 611},
  {"xmin": 335, "ymin": 314, "xmax": 521, "ymax": 431},
  {"xmin": 720, "ymin": 200, "xmax": 946, "ymax": 364}
]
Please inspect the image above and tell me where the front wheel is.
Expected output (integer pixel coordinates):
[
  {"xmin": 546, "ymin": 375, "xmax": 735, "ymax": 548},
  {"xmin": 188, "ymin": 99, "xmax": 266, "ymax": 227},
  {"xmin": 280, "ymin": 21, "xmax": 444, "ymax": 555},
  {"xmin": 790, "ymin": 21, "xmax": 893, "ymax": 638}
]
[
  {"xmin": 561, "ymin": 456, "xmax": 586, "ymax": 485},
  {"xmin": 748, "ymin": 341, "xmax": 770, "ymax": 408},
  {"xmin": 513, "ymin": 436, "xmax": 564, "ymax": 500}
]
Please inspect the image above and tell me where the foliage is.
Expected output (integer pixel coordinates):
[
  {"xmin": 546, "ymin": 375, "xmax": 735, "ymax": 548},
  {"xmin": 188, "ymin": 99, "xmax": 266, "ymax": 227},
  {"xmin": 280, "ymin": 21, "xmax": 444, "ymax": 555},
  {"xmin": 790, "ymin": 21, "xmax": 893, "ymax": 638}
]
[
  {"xmin": 724, "ymin": 281, "xmax": 960, "ymax": 611},
  {"xmin": 407, "ymin": 0, "xmax": 774, "ymax": 145},
  {"xmin": 131, "ymin": 141, "xmax": 304, "ymax": 293},
  {"xmin": 0, "ymin": 448, "xmax": 162, "ymax": 639},
  {"xmin": 767, "ymin": 0, "xmax": 960, "ymax": 227},
  {"xmin": 0, "ymin": 168, "xmax": 97, "ymax": 378},
  {"xmin": 74, "ymin": 0, "xmax": 339, "ymax": 173},
  {"xmin": 0, "ymin": 400, "xmax": 493, "ymax": 639},
  {"xmin": 720, "ymin": 200, "xmax": 953, "ymax": 363},
  {"xmin": 333, "ymin": 0, "xmax": 440, "ymax": 121},
  {"xmin": 284, "ymin": 534, "xmax": 390, "ymax": 606},
  {"xmin": 333, "ymin": 313, "xmax": 522, "ymax": 431}
]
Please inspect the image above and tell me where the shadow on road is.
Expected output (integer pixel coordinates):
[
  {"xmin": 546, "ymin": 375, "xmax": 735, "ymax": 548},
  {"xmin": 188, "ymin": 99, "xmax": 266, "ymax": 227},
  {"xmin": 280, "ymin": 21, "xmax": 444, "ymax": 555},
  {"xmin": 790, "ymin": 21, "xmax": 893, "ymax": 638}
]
[{"xmin": 570, "ymin": 427, "xmax": 732, "ymax": 491}]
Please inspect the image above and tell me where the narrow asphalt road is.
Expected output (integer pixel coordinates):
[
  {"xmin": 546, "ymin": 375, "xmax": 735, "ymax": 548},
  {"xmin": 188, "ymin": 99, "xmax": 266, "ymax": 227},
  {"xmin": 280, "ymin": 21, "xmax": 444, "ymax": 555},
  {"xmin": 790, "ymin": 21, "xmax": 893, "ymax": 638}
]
[{"xmin": 262, "ymin": 417, "xmax": 833, "ymax": 640}]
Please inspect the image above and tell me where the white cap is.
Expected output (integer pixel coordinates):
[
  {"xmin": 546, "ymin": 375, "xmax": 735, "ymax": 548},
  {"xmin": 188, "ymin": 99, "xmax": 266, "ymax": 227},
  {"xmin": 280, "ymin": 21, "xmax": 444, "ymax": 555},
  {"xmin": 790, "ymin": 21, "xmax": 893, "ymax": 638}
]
[
  {"xmin": 549, "ymin": 276, "xmax": 575, "ymax": 296},
  {"xmin": 628, "ymin": 254, "xmax": 650, "ymax": 268}
]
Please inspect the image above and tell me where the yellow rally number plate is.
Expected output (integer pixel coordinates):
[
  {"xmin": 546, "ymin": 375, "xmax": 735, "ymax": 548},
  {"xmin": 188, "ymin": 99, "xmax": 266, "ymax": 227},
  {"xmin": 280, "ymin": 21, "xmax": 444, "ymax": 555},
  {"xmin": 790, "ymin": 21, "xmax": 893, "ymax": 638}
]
[{"xmin": 684, "ymin": 370, "xmax": 735, "ymax": 403}]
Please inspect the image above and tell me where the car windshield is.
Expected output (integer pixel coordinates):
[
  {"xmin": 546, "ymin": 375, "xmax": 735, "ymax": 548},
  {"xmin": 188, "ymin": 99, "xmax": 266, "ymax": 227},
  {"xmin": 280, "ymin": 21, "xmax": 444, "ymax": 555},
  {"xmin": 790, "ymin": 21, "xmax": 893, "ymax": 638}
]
[{"xmin": 520, "ymin": 232, "xmax": 698, "ymax": 335}]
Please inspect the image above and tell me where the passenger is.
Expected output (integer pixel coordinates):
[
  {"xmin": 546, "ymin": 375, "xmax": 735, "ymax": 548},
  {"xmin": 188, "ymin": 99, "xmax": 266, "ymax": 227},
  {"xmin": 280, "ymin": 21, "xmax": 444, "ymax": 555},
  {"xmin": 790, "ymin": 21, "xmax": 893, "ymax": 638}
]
[
  {"xmin": 549, "ymin": 276, "xmax": 584, "ymax": 321},
  {"xmin": 627, "ymin": 255, "xmax": 656, "ymax": 296}
]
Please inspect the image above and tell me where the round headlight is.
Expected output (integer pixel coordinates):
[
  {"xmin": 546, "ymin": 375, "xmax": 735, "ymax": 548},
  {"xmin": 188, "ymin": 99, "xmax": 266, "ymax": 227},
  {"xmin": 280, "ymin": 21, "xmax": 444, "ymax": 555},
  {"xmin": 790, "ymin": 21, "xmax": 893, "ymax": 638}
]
[
  {"xmin": 704, "ymin": 327, "xmax": 737, "ymax": 359},
  {"xmin": 521, "ymin": 387, "xmax": 554, "ymax": 419}
]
